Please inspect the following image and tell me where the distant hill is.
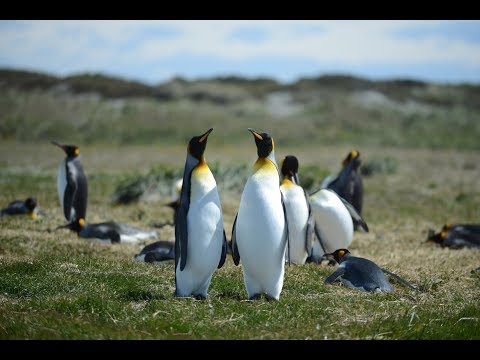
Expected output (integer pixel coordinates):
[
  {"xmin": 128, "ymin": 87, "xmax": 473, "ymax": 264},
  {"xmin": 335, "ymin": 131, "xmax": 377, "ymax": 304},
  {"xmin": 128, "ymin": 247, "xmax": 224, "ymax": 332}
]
[
  {"xmin": 1, "ymin": 68, "xmax": 479, "ymax": 109},
  {"xmin": 1, "ymin": 68, "xmax": 479, "ymax": 149}
]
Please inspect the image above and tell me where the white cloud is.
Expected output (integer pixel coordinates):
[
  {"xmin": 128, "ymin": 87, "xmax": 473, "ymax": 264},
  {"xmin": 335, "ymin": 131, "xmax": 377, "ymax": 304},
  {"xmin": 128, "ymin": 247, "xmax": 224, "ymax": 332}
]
[{"xmin": 1, "ymin": 20, "xmax": 479, "ymax": 82}]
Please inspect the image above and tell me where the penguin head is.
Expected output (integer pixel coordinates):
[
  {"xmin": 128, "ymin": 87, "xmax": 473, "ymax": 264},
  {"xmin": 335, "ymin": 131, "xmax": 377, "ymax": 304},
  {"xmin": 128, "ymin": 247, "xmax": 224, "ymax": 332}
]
[
  {"xmin": 329, "ymin": 249, "xmax": 351, "ymax": 264},
  {"xmin": 248, "ymin": 128, "xmax": 274, "ymax": 158},
  {"xmin": 52, "ymin": 141, "xmax": 80, "ymax": 158},
  {"xmin": 187, "ymin": 128, "xmax": 213, "ymax": 161},
  {"xmin": 281, "ymin": 155, "xmax": 300, "ymax": 185},
  {"xmin": 24, "ymin": 197, "xmax": 37, "ymax": 212},
  {"xmin": 427, "ymin": 223, "xmax": 452, "ymax": 244},
  {"xmin": 342, "ymin": 150, "xmax": 361, "ymax": 169}
]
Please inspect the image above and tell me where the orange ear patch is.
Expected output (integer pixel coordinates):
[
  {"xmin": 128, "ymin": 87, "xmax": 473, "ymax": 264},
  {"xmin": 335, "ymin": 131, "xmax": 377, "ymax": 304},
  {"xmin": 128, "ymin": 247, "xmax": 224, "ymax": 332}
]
[{"xmin": 75, "ymin": 148, "xmax": 80, "ymax": 156}]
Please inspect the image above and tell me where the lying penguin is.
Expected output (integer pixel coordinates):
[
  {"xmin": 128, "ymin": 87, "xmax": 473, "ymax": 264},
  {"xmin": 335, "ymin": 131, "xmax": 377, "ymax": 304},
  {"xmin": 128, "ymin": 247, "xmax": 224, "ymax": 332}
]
[
  {"xmin": 325, "ymin": 249, "xmax": 417, "ymax": 293},
  {"xmin": 0, "ymin": 197, "xmax": 43, "ymax": 218},
  {"xmin": 135, "ymin": 240, "xmax": 175, "ymax": 263},
  {"xmin": 55, "ymin": 218, "xmax": 158, "ymax": 244},
  {"xmin": 427, "ymin": 224, "xmax": 480, "ymax": 249}
]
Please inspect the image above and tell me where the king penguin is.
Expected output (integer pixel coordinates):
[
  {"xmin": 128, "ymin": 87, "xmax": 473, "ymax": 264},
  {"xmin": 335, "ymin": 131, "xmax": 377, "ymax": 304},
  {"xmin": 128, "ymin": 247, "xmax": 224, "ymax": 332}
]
[
  {"xmin": 55, "ymin": 217, "xmax": 158, "ymax": 244},
  {"xmin": 325, "ymin": 249, "xmax": 417, "ymax": 293},
  {"xmin": 427, "ymin": 223, "xmax": 480, "ymax": 249},
  {"xmin": 325, "ymin": 249, "xmax": 394, "ymax": 293},
  {"xmin": 279, "ymin": 155, "xmax": 315, "ymax": 265},
  {"xmin": 308, "ymin": 188, "xmax": 368, "ymax": 261},
  {"xmin": 325, "ymin": 150, "xmax": 364, "ymax": 216},
  {"xmin": 135, "ymin": 240, "xmax": 175, "ymax": 264},
  {"xmin": 231, "ymin": 128, "xmax": 289, "ymax": 301},
  {"xmin": 52, "ymin": 141, "xmax": 88, "ymax": 223},
  {"xmin": 175, "ymin": 128, "xmax": 227, "ymax": 300},
  {"xmin": 0, "ymin": 197, "xmax": 41, "ymax": 218}
]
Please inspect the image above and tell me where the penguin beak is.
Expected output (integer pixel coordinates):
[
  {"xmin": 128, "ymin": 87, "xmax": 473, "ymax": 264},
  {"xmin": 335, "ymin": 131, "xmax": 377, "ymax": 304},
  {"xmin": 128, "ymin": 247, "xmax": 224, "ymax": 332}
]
[
  {"xmin": 248, "ymin": 128, "xmax": 263, "ymax": 140},
  {"xmin": 199, "ymin": 128, "xmax": 213, "ymax": 143},
  {"xmin": 51, "ymin": 140, "xmax": 66, "ymax": 151}
]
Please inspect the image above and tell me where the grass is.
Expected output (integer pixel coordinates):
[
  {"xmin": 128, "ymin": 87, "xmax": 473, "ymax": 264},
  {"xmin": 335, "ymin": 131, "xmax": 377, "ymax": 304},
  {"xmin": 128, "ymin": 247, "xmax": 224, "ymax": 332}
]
[{"xmin": 1, "ymin": 140, "xmax": 479, "ymax": 339}]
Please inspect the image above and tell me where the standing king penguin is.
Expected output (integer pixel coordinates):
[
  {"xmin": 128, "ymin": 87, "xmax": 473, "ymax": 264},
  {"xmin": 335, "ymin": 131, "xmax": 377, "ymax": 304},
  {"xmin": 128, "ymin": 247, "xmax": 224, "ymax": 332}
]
[
  {"xmin": 175, "ymin": 128, "xmax": 227, "ymax": 300},
  {"xmin": 231, "ymin": 128, "xmax": 289, "ymax": 300},
  {"xmin": 326, "ymin": 150, "xmax": 364, "ymax": 216},
  {"xmin": 279, "ymin": 155, "xmax": 315, "ymax": 265},
  {"xmin": 52, "ymin": 141, "xmax": 88, "ymax": 223}
]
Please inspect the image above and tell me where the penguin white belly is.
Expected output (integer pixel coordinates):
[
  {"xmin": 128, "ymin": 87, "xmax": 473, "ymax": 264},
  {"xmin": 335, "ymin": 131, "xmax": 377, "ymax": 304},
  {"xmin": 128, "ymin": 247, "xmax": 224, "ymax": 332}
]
[
  {"xmin": 57, "ymin": 159, "xmax": 67, "ymax": 214},
  {"xmin": 119, "ymin": 234, "xmax": 141, "ymax": 243},
  {"xmin": 280, "ymin": 184, "xmax": 309, "ymax": 265},
  {"xmin": 237, "ymin": 174, "xmax": 286, "ymax": 299},
  {"xmin": 176, "ymin": 166, "xmax": 223, "ymax": 297},
  {"xmin": 310, "ymin": 189, "xmax": 353, "ymax": 254}
]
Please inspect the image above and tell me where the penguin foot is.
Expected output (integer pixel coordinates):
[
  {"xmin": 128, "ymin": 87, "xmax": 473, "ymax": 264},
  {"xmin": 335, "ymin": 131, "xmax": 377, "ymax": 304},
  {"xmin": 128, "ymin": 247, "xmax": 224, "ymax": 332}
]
[
  {"xmin": 194, "ymin": 294, "xmax": 207, "ymax": 300},
  {"xmin": 264, "ymin": 294, "xmax": 278, "ymax": 302},
  {"xmin": 248, "ymin": 294, "xmax": 262, "ymax": 300}
]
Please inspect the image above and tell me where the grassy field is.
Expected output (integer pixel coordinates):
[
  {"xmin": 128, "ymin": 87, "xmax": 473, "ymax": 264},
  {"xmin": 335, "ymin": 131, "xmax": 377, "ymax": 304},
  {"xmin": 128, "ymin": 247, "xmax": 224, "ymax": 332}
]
[
  {"xmin": 0, "ymin": 140, "xmax": 479, "ymax": 340},
  {"xmin": 0, "ymin": 71, "xmax": 479, "ymax": 340}
]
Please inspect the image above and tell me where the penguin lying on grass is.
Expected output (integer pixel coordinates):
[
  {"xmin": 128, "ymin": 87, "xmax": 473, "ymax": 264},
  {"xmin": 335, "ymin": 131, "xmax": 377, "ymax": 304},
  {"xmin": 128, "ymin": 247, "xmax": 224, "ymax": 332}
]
[
  {"xmin": 52, "ymin": 141, "xmax": 88, "ymax": 223},
  {"xmin": 325, "ymin": 249, "xmax": 417, "ymax": 293},
  {"xmin": 55, "ymin": 218, "xmax": 158, "ymax": 244},
  {"xmin": 0, "ymin": 197, "xmax": 43, "ymax": 218},
  {"xmin": 427, "ymin": 224, "xmax": 480, "ymax": 249},
  {"xmin": 135, "ymin": 240, "xmax": 175, "ymax": 263}
]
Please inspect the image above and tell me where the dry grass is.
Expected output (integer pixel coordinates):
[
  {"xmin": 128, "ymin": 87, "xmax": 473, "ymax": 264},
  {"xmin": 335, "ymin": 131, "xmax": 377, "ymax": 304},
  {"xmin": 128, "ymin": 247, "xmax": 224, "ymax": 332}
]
[{"xmin": 0, "ymin": 140, "xmax": 479, "ymax": 339}]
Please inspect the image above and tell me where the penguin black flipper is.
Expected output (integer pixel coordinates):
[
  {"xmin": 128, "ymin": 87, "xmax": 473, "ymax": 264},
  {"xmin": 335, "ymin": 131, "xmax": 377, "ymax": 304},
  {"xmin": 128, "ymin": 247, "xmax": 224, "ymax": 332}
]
[
  {"xmin": 217, "ymin": 229, "xmax": 227, "ymax": 269},
  {"xmin": 176, "ymin": 168, "xmax": 193, "ymax": 272},
  {"xmin": 381, "ymin": 268, "xmax": 418, "ymax": 291},
  {"xmin": 231, "ymin": 213, "xmax": 241, "ymax": 266},
  {"xmin": 63, "ymin": 170, "xmax": 78, "ymax": 221},
  {"xmin": 303, "ymin": 189, "xmax": 315, "ymax": 257},
  {"xmin": 327, "ymin": 189, "xmax": 369, "ymax": 232},
  {"xmin": 325, "ymin": 267, "xmax": 346, "ymax": 284},
  {"xmin": 281, "ymin": 191, "xmax": 291, "ymax": 266}
]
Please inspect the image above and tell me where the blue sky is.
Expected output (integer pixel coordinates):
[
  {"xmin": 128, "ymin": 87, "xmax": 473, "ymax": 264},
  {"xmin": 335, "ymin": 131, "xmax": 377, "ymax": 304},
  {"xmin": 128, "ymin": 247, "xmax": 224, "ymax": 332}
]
[{"xmin": 1, "ymin": 20, "xmax": 479, "ymax": 85}]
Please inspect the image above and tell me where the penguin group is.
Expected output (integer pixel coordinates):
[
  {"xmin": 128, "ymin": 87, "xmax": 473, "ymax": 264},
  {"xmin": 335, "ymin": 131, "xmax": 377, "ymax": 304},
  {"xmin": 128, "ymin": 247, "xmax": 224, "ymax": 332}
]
[{"xmin": 3, "ymin": 128, "xmax": 425, "ymax": 301}]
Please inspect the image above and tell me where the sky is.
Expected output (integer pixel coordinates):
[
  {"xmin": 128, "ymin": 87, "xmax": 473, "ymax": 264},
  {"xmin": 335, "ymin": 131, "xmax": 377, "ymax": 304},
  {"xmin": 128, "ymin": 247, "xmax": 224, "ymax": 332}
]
[{"xmin": 1, "ymin": 20, "xmax": 480, "ymax": 85}]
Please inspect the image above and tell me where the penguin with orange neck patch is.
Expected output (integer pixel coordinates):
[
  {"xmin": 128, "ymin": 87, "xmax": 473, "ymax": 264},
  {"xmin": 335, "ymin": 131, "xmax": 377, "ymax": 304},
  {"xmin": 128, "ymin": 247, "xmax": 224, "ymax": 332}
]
[
  {"xmin": 279, "ymin": 155, "xmax": 315, "ymax": 265},
  {"xmin": 323, "ymin": 149, "xmax": 363, "ymax": 216},
  {"xmin": 55, "ymin": 217, "xmax": 158, "ymax": 244},
  {"xmin": 52, "ymin": 141, "xmax": 88, "ymax": 223},
  {"xmin": 231, "ymin": 128, "xmax": 289, "ymax": 300},
  {"xmin": 325, "ymin": 249, "xmax": 417, "ymax": 293},
  {"xmin": 427, "ymin": 223, "xmax": 480, "ymax": 249},
  {"xmin": 0, "ymin": 197, "xmax": 41, "ymax": 218},
  {"xmin": 175, "ymin": 128, "xmax": 227, "ymax": 300}
]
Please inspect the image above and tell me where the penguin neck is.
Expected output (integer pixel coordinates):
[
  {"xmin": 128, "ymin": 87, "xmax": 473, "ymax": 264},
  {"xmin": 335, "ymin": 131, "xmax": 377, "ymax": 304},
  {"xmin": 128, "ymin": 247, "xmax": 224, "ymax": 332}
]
[
  {"xmin": 253, "ymin": 151, "xmax": 279, "ymax": 175},
  {"xmin": 281, "ymin": 177, "xmax": 296, "ymax": 187}
]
